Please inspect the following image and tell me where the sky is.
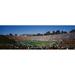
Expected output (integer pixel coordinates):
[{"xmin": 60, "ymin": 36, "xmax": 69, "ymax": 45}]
[{"xmin": 0, "ymin": 25, "xmax": 75, "ymax": 35}]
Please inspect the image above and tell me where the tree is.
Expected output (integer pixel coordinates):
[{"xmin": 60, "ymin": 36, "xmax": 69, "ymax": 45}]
[
  {"xmin": 61, "ymin": 30, "xmax": 64, "ymax": 34},
  {"xmin": 56, "ymin": 30, "xmax": 60, "ymax": 34},
  {"xmin": 32, "ymin": 34, "xmax": 36, "ymax": 36},
  {"xmin": 63, "ymin": 31, "xmax": 67, "ymax": 33},
  {"xmin": 15, "ymin": 34, "xmax": 18, "ymax": 36},
  {"xmin": 44, "ymin": 31, "xmax": 51, "ymax": 35},
  {"xmin": 70, "ymin": 29, "xmax": 75, "ymax": 33},
  {"xmin": 52, "ymin": 31, "xmax": 56, "ymax": 34},
  {"xmin": 9, "ymin": 33, "xmax": 13, "ymax": 36},
  {"xmin": 37, "ymin": 33, "xmax": 42, "ymax": 36},
  {"xmin": 61, "ymin": 31, "xmax": 67, "ymax": 34}
]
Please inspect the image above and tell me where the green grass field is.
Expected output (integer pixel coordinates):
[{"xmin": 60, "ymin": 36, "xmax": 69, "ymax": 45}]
[{"xmin": 17, "ymin": 40, "xmax": 62, "ymax": 49}]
